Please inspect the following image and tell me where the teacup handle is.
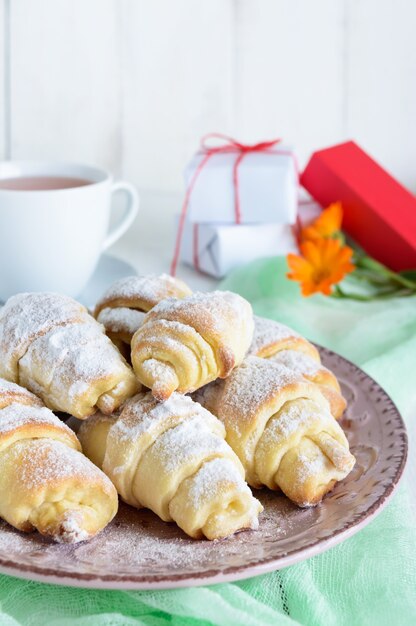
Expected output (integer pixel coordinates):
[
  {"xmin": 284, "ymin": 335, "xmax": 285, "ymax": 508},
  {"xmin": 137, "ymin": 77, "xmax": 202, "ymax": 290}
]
[{"xmin": 102, "ymin": 181, "xmax": 139, "ymax": 250}]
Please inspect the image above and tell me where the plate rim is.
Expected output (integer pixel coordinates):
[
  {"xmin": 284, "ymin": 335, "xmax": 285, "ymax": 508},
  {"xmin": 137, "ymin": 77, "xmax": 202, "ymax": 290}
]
[{"xmin": 0, "ymin": 345, "xmax": 408, "ymax": 589}]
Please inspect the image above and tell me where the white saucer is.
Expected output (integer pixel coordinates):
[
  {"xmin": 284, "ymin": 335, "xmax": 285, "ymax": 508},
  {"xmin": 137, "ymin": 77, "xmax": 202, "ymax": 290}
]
[{"xmin": 78, "ymin": 254, "xmax": 137, "ymax": 308}]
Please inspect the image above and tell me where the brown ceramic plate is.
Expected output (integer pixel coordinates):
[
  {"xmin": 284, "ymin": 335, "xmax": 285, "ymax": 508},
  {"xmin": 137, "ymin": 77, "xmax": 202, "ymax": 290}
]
[{"xmin": 0, "ymin": 346, "xmax": 407, "ymax": 589}]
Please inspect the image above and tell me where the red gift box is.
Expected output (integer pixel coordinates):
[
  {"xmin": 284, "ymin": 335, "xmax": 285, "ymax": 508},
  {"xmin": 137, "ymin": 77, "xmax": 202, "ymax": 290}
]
[{"xmin": 300, "ymin": 141, "xmax": 416, "ymax": 271}]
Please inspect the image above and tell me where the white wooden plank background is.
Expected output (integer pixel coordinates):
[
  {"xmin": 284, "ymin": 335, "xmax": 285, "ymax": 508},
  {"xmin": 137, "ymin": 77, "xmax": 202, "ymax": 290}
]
[
  {"xmin": 347, "ymin": 0, "xmax": 416, "ymax": 191},
  {"xmin": 1, "ymin": 0, "xmax": 416, "ymax": 196},
  {"xmin": 234, "ymin": 0, "xmax": 346, "ymax": 168},
  {"xmin": 120, "ymin": 0, "xmax": 235, "ymax": 192},
  {"xmin": 8, "ymin": 0, "xmax": 121, "ymax": 173}
]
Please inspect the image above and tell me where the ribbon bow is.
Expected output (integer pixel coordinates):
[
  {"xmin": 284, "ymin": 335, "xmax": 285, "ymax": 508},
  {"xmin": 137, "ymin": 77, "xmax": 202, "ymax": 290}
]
[
  {"xmin": 170, "ymin": 133, "xmax": 286, "ymax": 276},
  {"xmin": 200, "ymin": 133, "xmax": 282, "ymax": 155}
]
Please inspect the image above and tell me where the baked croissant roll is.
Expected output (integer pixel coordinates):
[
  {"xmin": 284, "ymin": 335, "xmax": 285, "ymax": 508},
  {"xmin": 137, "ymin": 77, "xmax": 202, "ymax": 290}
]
[
  {"xmin": 249, "ymin": 316, "xmax": 320, "ymax": 360},
  {"xmin": 0, "ymin": 379, "xmax": 118, "ymax": 542},
  {"xmin": 78, "ymin": 392, "xmax": 262, "ymax": 540},
  {"xmin": 131, "ymin": 291, "xmax": 254, "ymax": 401},
  {"xmin": 94, "ymin": 274, "xmax": 192, "ymax": 350},
  {"xmin": 249, "ymin": 316, "xmax": 346, "ymax": 419},
  {"xmin": 197, "ymin": 356, "xmax": 355, "ymax": 507},
  {"xmin": 0, "ymin": 292, "xmax": 139, "ymax": 419},
  {"xmin": 269, "ymin": 349, "xmax": 346, "ymax": 419}
]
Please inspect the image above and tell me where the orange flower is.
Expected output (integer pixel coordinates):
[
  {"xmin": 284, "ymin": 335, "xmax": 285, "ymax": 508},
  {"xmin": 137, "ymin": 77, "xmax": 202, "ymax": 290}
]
[
  {"xmin": 287, "ymin": 238, "xmax": 355, "ymax": 296},
  {"xmin": 301, "ymin": 201, "xmax": 343, "ymax": 242}
]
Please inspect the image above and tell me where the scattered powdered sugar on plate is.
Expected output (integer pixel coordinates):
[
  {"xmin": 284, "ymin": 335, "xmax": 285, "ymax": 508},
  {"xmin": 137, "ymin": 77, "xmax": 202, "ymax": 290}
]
[
  {"xmin": 97, "ymin": 307, "xmax": 146, "ymax": 336},
  {"xmin": 78, "ymin": 492, "xmax": 290, "ymax": 570},
  {"xmin": 0, "ymin": 493, "xmax": 302, "ymax": 575}
]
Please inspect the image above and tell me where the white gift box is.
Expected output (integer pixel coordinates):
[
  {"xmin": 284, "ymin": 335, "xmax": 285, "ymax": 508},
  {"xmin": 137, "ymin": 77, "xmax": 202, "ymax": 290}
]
[
  {"xmin": 179, "ymin": 219, "xmax": 298, "ymax": 278},
  {"xmin": 184, "ymin": 149, "xmax": 298, "ymax": 224}
]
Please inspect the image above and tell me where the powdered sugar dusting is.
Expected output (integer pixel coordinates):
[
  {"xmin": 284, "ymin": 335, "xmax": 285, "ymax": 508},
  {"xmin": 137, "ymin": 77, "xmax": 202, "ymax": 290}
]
[
  {"xmin": 146, "ymin": 291, "xmax": 253, "ymax": 344},
  {"xmin": 148, "ymin": 415, "xmax": 229, "ymax": 473},
  {"xmin": 0, "ymin": 403, "xmax": 74, "ymax": 439},
  {"xmin": 0, "ymin": 379, "xmax": 35, "ymax": 398},
  {"xmin": 19, "ymin": 321, "xmax": 134, "ymax": 409},
  {"xmin": 260, "ymin": 399, "xmax": 323, "ymax": 448},
  {"xmin": 0, "ymin": 379, "xmax": 42, "ymax": 407},
  {"xmin": 111, "ymin": 392, "xmax": 220, "ymax": 445},
  {"xmin": 142, "ymin": 358, "xmax": 176, "ymax": 381},
  {"xmin": 11, "ymin": 439, "xmax": 111, "ymax": 491},
  {"xmin": 95, "ymin": 274, "xmax": 192, "ymax": 314},
  {"xmin": 249, "ymin": 316, "xmax": 300, "ymax": 356},
  {"xmin": 55, "ymin": 514, "xmax": 90, "ymax": 544},
  {"xmin": 139, "ymin": 319, "xmax": 214, "ymax": 364},
  {"xmin": 294, "ymin": 452, "xmax": 329, "ymax": 486},
  {"xmin": 0, "ymin": 292, "xmax": 88, "ymax": 379},
  {"xmin": 97, "ymin": 307, "xmax": 146, "ymax": 336},
  {"xmin": 219, "ymin": 357, "xmax": 301, "ymax": 424},
  {"xmin": 271, "ymin": 349, "xmax": 324, "ymax": 377},
  {"xmin": 186, "ymin": 458, "xmax": 249, "ymax": 509}
]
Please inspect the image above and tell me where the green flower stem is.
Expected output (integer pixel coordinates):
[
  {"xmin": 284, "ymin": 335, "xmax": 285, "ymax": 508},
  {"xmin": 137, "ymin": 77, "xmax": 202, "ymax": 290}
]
[
  {"xmin": 352, "ymin": 269, "xmax": 398, "ymax": 287},
  {"xmin": 332, "ymin": 284, "xmax": 415, "ymax": 301},
  {"xmin": 353, "ymin": 254, "xmax": 416, "ymax": 291}
]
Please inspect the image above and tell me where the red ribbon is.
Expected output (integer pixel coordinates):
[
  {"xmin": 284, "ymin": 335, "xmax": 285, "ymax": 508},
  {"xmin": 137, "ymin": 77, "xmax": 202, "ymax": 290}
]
[{"xmin": 170, "ymin": 133, "xmax": 298, "ymax": 276}]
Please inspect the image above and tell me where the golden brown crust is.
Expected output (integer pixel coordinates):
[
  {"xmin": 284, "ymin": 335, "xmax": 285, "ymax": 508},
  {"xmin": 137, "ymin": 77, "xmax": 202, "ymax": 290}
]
[
  {"xmin": 318, "ymin": 385, "xmax": 346, "ymax": 420},
  {"xmin": 0, "ymin": 386, "xmax": 118, "ymax": 543},
  {"xmin": 0, "ymin": 415, "xmax": 81, "ymax": 453},
  {"xmin": 0, "ymin": 438, "xmax": 118, "ymax": 541},
  {"xmin": 199, "ymin": 357, "xmax": 355, "ymax": 504},
  {"xmin": 131, "ymin": 291, "xmax": 254, "ymax": 400},
  {"xmin": 249, "ymin": 317, "xmax": 345, "ymax": 419},
  {"xmin": 0, "ymin": 293, "xmax": 139, "ymax": 419},
  {"xmin": 213, "ymin": 357, "xmax": 329, "ymax": 482},
  {"xmin": 217, "ymin": 346, "xmax": 236, "ymax": 378},
  {"xmin": 79, "ymin": 392, "xmax": 262, "ymax": 540}
]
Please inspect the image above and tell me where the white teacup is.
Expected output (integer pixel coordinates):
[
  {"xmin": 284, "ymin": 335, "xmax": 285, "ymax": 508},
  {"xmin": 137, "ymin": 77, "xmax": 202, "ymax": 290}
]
[{"xmin": 0, "ymin": 161, "xmax": 139, "ymax": 301}]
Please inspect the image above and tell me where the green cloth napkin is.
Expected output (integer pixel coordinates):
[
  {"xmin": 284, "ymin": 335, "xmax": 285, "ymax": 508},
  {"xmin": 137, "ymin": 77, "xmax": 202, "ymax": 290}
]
[{"xmin": 1, "ymin": 257, "xmax": 416, "ymax": 626}]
